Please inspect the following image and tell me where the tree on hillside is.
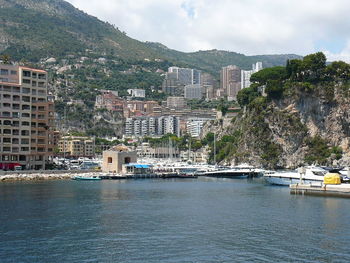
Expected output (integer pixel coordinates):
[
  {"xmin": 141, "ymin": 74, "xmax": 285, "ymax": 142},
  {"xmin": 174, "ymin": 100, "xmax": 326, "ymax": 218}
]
[
  {"xmin": 301, "ymin": 52, "xmax": 327, "ymax": 81},
  {"xmin": 0, "ymin": 54, "xmax": 11, "ymax": 64},
  {"xmin": 250, "ymin": 66, "xmax": 287, "ymax": 85},
  {"xmin": 325, "ymin": 61, "xmax": 350, "ymax": 80}
]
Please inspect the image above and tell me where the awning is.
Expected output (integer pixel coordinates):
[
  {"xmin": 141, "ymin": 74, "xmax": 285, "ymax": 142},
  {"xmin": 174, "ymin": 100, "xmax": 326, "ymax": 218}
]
[{"xmin": 127, "ymin": 164, "xmax": 151, "ymax": 168}]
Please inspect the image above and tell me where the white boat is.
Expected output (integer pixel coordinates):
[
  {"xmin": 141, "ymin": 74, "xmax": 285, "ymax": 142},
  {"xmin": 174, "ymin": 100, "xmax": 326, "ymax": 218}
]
[
  {"xmin": 201, "ymin": 164, "xmax": 263, "ymax": 178},
  {"xmin": 263, "ymin": 166, "xmax": 327, "ymax": 186}
]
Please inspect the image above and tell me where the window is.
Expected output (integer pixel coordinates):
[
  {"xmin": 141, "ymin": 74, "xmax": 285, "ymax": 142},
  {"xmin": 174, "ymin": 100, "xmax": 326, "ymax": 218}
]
[
  {"xmin": 12, "ymin": 104, "xmax": 20, "ymax": 110},
  {"xmin": 22, "ymin": 113, "xmax": 30, "ymax": 118},
  {"xmin": 108, "ymin": 157, "xmax": 113, "ymax": 163},
  {"xmin": 0, "ymin": 69, "xmax": 9, "ymax": 75},
  {"xmin": 10, "ymin": 70, "xmax": 17, "ymax": 75},
  {"xmin": 2, "ymin": 155, "xmax": 10, "ymax": 161},
  {"xmin": 21, "ymin": 130, "xmax": 30, "ymax": 136},
  {"xmin": 13, "ymin": 87, "xmax": 20, "ymax": 93},
  {"xmin": 23, "ymin": 71, "xmax": 31, "ymax": 77},
  {"xmin": 22, "ymin": 87, "xmax": 30, "ymax": 94},
  {"xmin": 22, "ymin": 104, "xmax": 30, "ymax": 110},
  {"xmin": 38, "ymin": 74, "xmax": 46, "ymax": 80},
  {"xmin": 22, "ymin": 96, "xmax": 30, "ymax": 102},
  {"xmin": 3, "ymin": 138, "xmax": 11, "ymax": 143},
  {"xmin": 22, "ymin": 79, "xmax": 30, "ymax": 84}
]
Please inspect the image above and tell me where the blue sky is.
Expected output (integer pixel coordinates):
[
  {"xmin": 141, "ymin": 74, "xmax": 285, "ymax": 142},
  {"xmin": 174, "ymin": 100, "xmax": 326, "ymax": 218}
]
[{"xmin": 66, "ymin": 0, "xmax": 350, "ymax": 62}]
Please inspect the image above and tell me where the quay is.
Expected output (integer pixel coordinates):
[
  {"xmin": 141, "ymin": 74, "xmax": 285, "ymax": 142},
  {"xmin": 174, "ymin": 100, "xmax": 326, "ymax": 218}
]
[{"xmin": 290, "ymin": 183, "xmax": 350, "ymax": 197}]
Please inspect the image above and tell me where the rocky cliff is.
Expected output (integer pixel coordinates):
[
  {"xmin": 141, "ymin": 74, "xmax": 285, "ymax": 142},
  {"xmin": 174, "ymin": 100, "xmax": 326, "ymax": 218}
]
[{"xmin": 203, "ymin": 54, "xmax": 350, "ymax": 168}]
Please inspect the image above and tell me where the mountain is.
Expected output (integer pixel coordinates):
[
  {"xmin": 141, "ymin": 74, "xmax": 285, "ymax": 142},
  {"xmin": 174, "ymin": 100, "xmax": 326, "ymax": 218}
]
[
  {"xmin": 145, "ymin": 43, "xmax": 300, "ymax": 74},
  {"xmin": 0, "ymin": 0, "xmax": 300, "ymax": 72}
]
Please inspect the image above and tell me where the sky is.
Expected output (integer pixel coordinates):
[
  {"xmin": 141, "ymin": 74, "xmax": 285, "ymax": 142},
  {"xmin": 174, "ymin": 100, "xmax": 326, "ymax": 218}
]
[{"xmin": 66, "ymin": 0, "xmax": 350, "ymax": 62}]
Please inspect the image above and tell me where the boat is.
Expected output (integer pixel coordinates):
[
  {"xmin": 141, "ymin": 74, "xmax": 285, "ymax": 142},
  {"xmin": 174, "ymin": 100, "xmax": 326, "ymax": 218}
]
[
  {"xmin": 200, "ymin": 164, "xmax": 263, "ymax": 178},
  {"xmin": 263, "ymin": 166, "xmax": 327, "ymax": 186},
  {"xmin": 73, "ymin": 175, "xmax": 101, "ymax": 180}
]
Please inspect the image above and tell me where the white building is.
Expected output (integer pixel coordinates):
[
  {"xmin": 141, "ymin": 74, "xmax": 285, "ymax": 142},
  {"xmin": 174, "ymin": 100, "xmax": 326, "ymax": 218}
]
[
  {"xmin": 241, "ymin": 62, "xmax": 263, "ymax": 89},
  {"xmin": 127, "ymin": 89, "xmax": 146, "ymax": 98},
  {"xmin": 186, "ymin": 118, "xmax": 212, "ymax": 138},
  {"xmin": 124, "ymin": 116, "xmax": 180, "ymax": 137}
]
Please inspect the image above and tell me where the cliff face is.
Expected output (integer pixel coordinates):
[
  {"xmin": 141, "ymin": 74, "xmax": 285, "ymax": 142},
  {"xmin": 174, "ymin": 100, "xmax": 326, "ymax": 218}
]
[{"xmin": 205, "ymin": 83, "xmax": 350, "ymax": 168}]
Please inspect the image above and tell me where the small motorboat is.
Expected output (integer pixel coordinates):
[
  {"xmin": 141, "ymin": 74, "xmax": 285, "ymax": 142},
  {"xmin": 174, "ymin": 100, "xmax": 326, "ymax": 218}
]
[{"xmin": 73, "ymin": 175, "xmax": 101, "ymax": 181}]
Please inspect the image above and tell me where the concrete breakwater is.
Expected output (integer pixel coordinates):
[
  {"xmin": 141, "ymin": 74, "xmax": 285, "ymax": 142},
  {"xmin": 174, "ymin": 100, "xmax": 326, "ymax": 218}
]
[{"xmin": 0, "ymin": 170, "xmax": 98, "ymax": 182}]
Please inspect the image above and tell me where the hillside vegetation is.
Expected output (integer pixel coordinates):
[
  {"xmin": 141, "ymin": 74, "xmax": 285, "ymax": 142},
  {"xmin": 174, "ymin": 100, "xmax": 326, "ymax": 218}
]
[
  {"xmin": 209, "ymin": 52, "xmax": 350, "ymax": 168},
  {"xmin": 0, "ymin": 0, "xmax": 300, "ymax": 72}
]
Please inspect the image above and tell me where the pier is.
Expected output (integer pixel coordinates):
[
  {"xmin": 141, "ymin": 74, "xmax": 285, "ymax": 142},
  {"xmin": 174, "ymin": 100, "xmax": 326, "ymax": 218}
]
[{"xmin": 290, "ymin": 183, "xmax": 350, "ymax": 197}]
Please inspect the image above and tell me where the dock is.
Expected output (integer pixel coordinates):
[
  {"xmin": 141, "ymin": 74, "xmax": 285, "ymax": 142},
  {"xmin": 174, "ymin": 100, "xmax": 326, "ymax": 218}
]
[{"xmin": 290, "ymin": 183, "xmax": 350, "ymax": 197}]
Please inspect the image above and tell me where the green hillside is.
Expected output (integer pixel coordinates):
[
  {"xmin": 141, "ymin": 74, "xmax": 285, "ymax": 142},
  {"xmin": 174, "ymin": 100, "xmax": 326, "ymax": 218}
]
[{"xmin": 0, "ymin": 0, "xmax": 300, "ymax": 71}]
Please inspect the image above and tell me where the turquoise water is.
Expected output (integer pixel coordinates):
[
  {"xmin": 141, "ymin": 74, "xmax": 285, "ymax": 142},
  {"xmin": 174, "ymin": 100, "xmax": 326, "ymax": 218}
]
[{"xmin": 1, "ymin": 178, "xmax": 350, "ymax": 262}]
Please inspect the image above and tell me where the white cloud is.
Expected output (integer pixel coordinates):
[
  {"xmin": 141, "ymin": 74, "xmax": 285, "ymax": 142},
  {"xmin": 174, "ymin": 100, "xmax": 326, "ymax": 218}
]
[{"xmin": 66, "ymin": 0, "xmax": 350, "ymax": 60}]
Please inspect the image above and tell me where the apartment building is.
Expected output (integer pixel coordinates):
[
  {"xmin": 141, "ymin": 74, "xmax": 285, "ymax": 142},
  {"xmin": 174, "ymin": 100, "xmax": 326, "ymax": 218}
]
[
  {"xmin": 186, "ymin": 118, "xmax": 213, "ymax": 138},
  {"xmin": 168, "ymin": 67, "xmax": 201, "ymax": 85},
  {"xmin": 0, "ymin": 64, "xmax": 55, "ymax": 170},
  {"xmin": 241, "ymin": 62, "xmax": 263, "ymax": 89},
  {"xmin": 184, "ymin": 84, "xmax": 202, "ymax": 100},
  {"xmin": 221, "ymin": 65, "xmax": 241, "ymax": 101},
  {"xmin": 125, "ymin": 116, "xmax": 180, "ymax": 138},
  {"xmin": 58, "ymin": 136, "xmax": 95, "ymax": 157}
]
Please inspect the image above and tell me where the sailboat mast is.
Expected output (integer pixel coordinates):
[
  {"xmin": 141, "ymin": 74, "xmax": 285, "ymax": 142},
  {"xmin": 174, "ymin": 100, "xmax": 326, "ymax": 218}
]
[{"xmin": 214, "ymin": 132, "xmax": 216, "ymax": 165}]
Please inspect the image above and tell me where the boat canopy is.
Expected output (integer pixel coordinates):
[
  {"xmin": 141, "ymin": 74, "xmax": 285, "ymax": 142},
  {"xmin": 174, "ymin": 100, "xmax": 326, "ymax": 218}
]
[{"xmin": 126, "ymin": 163, "xmax": 151, "ymax": 169}]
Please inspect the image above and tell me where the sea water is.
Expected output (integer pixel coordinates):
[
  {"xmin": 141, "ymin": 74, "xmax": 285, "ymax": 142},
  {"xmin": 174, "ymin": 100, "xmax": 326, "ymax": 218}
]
[{"xmin": 1, "ymin": 178, "xmax": 350, "ymax": 262}]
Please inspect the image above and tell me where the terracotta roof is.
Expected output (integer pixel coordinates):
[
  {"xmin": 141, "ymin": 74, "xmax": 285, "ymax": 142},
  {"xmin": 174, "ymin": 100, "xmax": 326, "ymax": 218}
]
[{"xmin": 20, "ymin": 66, "xmax": 47, "ymax": 73}]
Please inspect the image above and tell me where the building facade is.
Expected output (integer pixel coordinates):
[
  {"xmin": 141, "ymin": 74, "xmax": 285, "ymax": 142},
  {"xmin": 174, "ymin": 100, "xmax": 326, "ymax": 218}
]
[
  {"xmin": 95, "ymin": 90, "xmax": 123, "ymax": 112},
  {"xmin": 127, "ymin": 89, "xmax": 146, "ymax": 98},
  {"xmin": 167, "ymin": 96, "xmax": 187, "ymax": 109},
  {"xmin": 58, "ymin": 136, "xmax": 95, "ymax": 157},
  {"xmin": 0, "ymin": 64, "xmax": 55, "ymax": 170},
  {"xmin": 125, "ymin": 116, "xmax": 180, "ymax": 137},
  {"xmin": 241, "ymin": 62, "xmax": 263, "ymax": 89},
  {"xmin": 186, "ymin": 118, "xmax": 213, "ymax": 138},
  {"xmin": 184, "ymin": 84, "xmax": 202, "ymax": 100},
  {"xmin": 221, "ymin": 65, "xmax": 241, "ymax": 101}
]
